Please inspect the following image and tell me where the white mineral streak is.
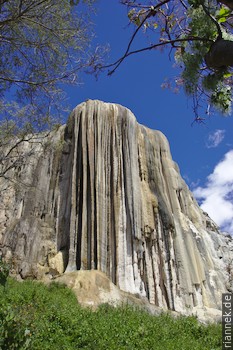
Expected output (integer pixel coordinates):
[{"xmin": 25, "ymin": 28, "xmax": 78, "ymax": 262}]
[{"xmin": 0, "ymin": 100, "xmax": 232, "ymax": 317}]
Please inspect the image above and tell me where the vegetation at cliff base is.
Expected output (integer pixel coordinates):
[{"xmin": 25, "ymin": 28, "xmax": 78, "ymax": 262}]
[{"xmin": 0, "ymin": 277, "xmax": 222, "ymax": 350}]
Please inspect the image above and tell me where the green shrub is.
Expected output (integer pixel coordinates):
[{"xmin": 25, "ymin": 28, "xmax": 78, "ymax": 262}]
[
  {"xmin": 0, "ymin": 258, "xmax": 10, "ymax": 288},
  {"xmin": 0, "ymin": 277, "xmax": 222, "ymax": 349}
]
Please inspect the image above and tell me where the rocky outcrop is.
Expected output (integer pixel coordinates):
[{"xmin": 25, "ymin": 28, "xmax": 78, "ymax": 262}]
[
  {"xmin": 53, "ymin": 270, "xmax": 163, "ymax": 315},
  {"xmin": 0, "ymin": 100, "xmax": 232, "ymax": 318}
]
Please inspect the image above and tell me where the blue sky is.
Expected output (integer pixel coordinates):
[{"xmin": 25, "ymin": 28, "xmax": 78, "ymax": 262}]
[{"xmin": 67, "ymin": 1, "xmax": 233, "ymax": 234}]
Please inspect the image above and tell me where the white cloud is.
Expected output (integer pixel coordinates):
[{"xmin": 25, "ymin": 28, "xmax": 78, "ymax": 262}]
[
  {"xmin": 206, "ymin": 129, "xmax": 225, "ymax": 148},
  {"xmin": 193, "ymin": 150, "xmax": 233, "ymax": 235}
]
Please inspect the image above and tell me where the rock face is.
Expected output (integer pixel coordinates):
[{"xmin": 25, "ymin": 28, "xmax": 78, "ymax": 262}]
[
  {"xmin": 0, "ymin": 100, "xmax": 232, "ymax": 317},
  {"xmin": 53, "ymin": 270, "xmax": 163, "ymax": 316}
]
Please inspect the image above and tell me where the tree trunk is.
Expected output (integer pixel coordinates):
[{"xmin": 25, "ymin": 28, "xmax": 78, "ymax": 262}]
[{"xmin": 205, "ymin": 39, "xmax": 233, "ymax": 69}]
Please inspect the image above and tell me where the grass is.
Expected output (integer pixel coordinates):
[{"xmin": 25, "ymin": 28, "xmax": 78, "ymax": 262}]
[{"xmin": 0, "ymin": 278, "xmax": 222, "ymax": 350}]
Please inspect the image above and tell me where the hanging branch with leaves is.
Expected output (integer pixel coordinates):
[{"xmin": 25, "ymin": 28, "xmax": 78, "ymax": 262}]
[{"xmin": 101, "ymin": 0, "xmax": 233, "ymax": 120}]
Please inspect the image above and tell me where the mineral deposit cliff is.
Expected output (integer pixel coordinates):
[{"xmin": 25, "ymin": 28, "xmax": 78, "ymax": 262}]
[{"xmin": 0, "ymin": 100, "xmax": 232, "ymax": 318}]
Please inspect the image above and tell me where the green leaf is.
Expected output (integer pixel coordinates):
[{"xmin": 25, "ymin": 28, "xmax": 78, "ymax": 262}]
[
  {"xmin": 223, "ymin": 72, "xmax": 233, "ymax": 78},
  {"xmin": 128, "ymin": 9, "xmax": 135, "ymax": 21},
  {"xmin": 134, "ymin": 16, "xmax": 141, "ymax": 26},
  {"xmin": 218, "ymin": 17, "xmax": 227, "ymax": 23},
  {"xmin": 216, "ymin": 6, "xmax": 231, "ymax": 23},
  {"xmin": 218, "ymin": 7, "xmax": 231, "ymax": 17}
]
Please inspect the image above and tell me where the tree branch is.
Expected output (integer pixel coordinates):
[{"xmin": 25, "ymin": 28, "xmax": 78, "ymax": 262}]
[
  {"xmin": 104, "ymin": 36, "xmax": 213, "ymax": 76},
  {"xmin": 0, "ymin": 73, "xmax": 69, "ymax": 86},
  {"xmin": 0, "ymin": 0, "xmax": 50, "ymax": 26},
  {"xmin": 107, "ymin": 0, "xmax": 170, "ymax": 75}
]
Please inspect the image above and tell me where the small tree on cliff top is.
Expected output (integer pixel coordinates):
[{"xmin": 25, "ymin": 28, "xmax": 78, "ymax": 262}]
[{"xmin": 103, "ymin": 0, "xmax": 233, "ymax": 121}]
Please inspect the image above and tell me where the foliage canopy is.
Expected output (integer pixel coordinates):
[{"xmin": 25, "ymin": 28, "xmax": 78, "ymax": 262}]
[
  {"xmin": 104, "ymin": 0, "xmax": 233, "ymax": 121},
  {"xmin": 0, "ymin": 0, "xmax": 101, "ymax": 181},
  {"xmin": 0, "ymin": 0, "xmax": 97, "ymax": 135}
]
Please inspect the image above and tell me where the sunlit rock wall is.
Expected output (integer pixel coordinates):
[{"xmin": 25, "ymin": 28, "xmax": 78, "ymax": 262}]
[{"xmin": 0, "ymin": 100, "xmax": 232, "ymax": 315}]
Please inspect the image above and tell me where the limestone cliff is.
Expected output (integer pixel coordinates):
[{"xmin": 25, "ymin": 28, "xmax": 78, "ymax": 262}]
[{"xmin": 0, "ymin": 100, "xmax": 232, "ymax": 317}]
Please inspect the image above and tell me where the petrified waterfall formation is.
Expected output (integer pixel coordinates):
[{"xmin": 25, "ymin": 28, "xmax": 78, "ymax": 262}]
[{"xmin": 0, "ymin": 100, "xmax": 232, "ymax": 315}]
